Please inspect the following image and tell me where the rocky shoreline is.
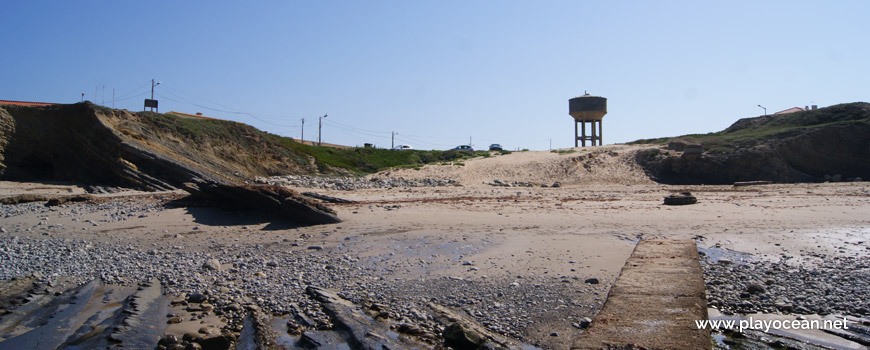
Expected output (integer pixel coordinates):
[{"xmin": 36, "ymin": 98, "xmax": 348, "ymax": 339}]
[
  {"xmin": 702, "ymin": 249, "xmax": 870, "ymax": 318},
  {"xmin": 0, "ymin": 198, "xmax": 604, "ymax": 349},
  {"xmin": 254, "ymin": 175, "xmax": 457, "ymax": 191}
]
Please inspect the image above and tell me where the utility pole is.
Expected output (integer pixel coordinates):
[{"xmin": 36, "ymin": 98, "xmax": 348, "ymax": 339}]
[
  {"xmin": 392, "ymin": 131, "xmax": 398, "ymax": 149},
  {"xmin": 81, "ymin": 92, "xmax": 85, "ymax": 102},
  {"xmin": 150, "ymin": 79, "xmax": 161, "ymax": 112},
  {"xmin": 301, "ymin": 118, "xmax": 305, "ymax": 142},
  {"xmin": 318, "ymin": 114, "xmax": 327, "ymax": 146}
]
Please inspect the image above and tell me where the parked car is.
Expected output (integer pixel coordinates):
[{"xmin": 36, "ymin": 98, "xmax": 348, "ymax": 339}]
[
  {"xmin": 392, "ymin": 144, "xmax": 413, "ymax": 150},
  {"xmin": 450, "ymin": 145, "xmax": 474, "ymax": 151},
  {"xmin": 488, "ymin": 144, "xmax": 503, "ymax": 151}
]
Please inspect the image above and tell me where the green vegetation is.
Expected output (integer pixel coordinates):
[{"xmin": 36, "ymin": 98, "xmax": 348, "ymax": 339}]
[
  {"xmin": 137, "ymin": 111, "xmax": 500, "ymax": 174},
  {"xmin": 629, "ymin": 103, "xmax": 870, "ymax": 152},
  {"xmin": 550, "ymin": 149, "xmax": 577, "ymax": 154}
]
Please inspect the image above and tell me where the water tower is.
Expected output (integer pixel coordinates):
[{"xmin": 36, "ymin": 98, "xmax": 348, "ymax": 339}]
[{"xmin": 569, "ymin": 93, "xmax": 607, "ymax": 147}]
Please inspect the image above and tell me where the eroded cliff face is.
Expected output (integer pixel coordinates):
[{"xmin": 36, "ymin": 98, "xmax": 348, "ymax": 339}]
[
  {"xmin": 0, "ymin": 103, "xmax": 201, "ymax": 190},
  {"xmin": 0, "ymin": 103, "xmax": 315, "ymax": 189},
  {"xmin": 0, "ymin": 102, "xmax": 341, "ymax": 224},
  {"xmin": 637, "ymin": 103, "xmax": 870, "ymax": 185}
]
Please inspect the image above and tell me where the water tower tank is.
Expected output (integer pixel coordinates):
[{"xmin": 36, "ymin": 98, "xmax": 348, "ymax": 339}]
[
  {"xmin": 568, "ymin": 94, "xmax": 607, "ymax": 147},
  {"xmin": 569, "ymin": 95, "xmax": 607, "ymax": 121}
]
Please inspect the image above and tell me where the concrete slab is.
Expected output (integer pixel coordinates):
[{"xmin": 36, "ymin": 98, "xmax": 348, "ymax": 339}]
[{"xmin": 572, "ymin": 238, "xmax": 711, "ymax": 350}]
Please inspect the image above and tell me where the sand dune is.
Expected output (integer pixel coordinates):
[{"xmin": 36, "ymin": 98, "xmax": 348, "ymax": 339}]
[{"xmin": 372, "ymin": 145, "xmax": 656, "ymax": 187}]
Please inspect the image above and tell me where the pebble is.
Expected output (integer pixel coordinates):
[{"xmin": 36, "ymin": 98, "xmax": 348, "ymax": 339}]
[
  {"xmin": 0, "ymin": 198, "xmax": 604, "ymax": 346},
  {"xmin": 254, "ymin": 175, "xmax": 456, "ymax": 190},
  {"xmin": 703, "ymin": 253, "xmax": 870, "ymax": 317}
]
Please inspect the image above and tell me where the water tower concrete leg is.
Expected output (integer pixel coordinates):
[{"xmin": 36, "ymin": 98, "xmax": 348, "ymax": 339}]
[
  {"xmin": 581, "ymin": 121, "xmax": 586, "ymax": 147},
  {"xmin": 574, "ymin": 121, "xmax": 579, "ymax": 148},
  {"xmin": 598, "ymin": 120, "xmax": 603, "ymax": 145},
  {"xmin": 590, "ymin": 121, "xmax": 597, "ymax": 146}
]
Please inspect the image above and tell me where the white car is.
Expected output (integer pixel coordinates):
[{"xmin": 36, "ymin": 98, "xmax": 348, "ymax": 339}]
[{"xmin": 392, "ymin": 144, "xmax": 413, "ymax": 150}]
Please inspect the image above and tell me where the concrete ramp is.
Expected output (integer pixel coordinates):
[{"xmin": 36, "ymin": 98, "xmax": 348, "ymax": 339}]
[{"xmin": 573, "ymin": 239, "xmax": 711, "ymax": 350}]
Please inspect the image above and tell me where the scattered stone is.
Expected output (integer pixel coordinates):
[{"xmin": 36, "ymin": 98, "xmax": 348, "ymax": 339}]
[
  {"xmin": 747, "ymin": 284, "xmax": 766, "ymax": 295},
  {"xmin": 187, "ymin": 292, "xmax": 207, "ymax": 303},
  {"xmin": 442, "ymin": 323, "xmax": 486, "ymax": 350},
  {"xmin": 202, "ymin": 258, "xmax": 221, "ymax": 271}
]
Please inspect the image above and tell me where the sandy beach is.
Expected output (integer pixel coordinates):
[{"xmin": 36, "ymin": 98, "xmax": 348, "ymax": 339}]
[{"xmin": 1, "ymin": 146, "xmax": 868, "ymax": 349}]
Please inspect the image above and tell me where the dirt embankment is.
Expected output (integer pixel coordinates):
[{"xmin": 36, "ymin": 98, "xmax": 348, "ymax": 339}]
[{"xmin": 0, "ymin": 103, "xmax": 319, "ymax": 189}]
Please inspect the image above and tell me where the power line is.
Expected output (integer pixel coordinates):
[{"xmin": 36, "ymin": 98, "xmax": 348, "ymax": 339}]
[{"xmin": 156, "ymin": 86, "xmax": 298, "ymax": 128}]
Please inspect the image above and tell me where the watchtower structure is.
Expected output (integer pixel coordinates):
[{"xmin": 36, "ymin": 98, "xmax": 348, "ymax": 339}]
[{"xmin": 569, "ymin": 94, "xmax": 607, "ymax": 147}]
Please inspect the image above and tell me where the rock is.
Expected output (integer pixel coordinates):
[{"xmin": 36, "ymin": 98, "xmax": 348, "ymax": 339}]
[
  {"xmin": 202, "ymin": 258, "xmax": 221, "ymax": 271},
  {"xmin": 183, "ymin": 332, "xmax": 202, "ymax": 342},
  {"xmin": 579, "ymin": 317, "xmax": 592, "ymax": 329},
  {"xmin": 663, "ymin": 192, "xmax": 697, "ymax": 205},
  {"xmin": 683, "ymin": 144, "xmax": 704, "ymax": 155},
  {"xmin": 551, "ymin": 182, "xmax": 561, "ymax": 188},
  {"xmin": 198, "ymin": 334, "xmax": 234, "ymax": 350},
  {"xmin": 185, "ymin": 342, "xmax": 203, "ymax": 350},
  {"xmin": 442, "ymin": 323, "xmax": 486, "ymax": 350},
  {"xmin": 158, "ymin": 335, "xmax": 179, "ymax": 347},
  {"xmin": 584, "ymin": 278, "xmax": 600, "ymax": 284},
  {"xmin": 717, "ymin": 258, "xmax": 733, "ymax": 265},
  {"xmin": 181, "ymin": 182, "xmax": 341, "ymax": 225},
  {"xmin": 747, "ymin": 284, "xmax": 766, "ymax": 295},
  {"xmin": 187, "ymin": 292, "xmax": 207, "ymax": 303}
]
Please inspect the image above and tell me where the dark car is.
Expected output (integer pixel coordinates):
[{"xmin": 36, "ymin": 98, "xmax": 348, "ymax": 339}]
[
  {"xmin": 451, "ymin": 145, "xmax": 474, "ymax": 151},
  {"xmin": 489, "ymin": 144, "xmax": 503, "ymax": 151}
]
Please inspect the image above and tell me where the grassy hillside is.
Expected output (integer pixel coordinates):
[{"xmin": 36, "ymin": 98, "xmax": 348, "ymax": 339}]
[
  {"xmin": 630, "ymin": 102, "xmax": 870, "ymax": 184},
  {"xmin": 630, "ymin": 102, "xmax": 870, "ymax": 153},
  {"xmin": 133, "ymin": 110, "xmax": 502, "ymax": 175}
]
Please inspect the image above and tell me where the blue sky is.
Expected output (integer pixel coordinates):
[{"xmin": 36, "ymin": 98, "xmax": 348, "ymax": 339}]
[{"xmin": 3, "ymin": 1, "xmax": 868, "ymax": 150}]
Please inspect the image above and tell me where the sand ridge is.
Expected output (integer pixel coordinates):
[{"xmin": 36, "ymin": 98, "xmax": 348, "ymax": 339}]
[{"xmin": 371, "ymin": 145, "xmax": 656, "ymax": 187}]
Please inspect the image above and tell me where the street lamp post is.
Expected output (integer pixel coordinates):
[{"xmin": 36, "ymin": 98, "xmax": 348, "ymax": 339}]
[
  {"xmin": 318, "ymin": 114, "xmax": 327, "ymax": 146},
  {"xmin": 150, "ymin": 79, "xmax": 161, "ymax": 112},
  {"xmin": 758, "ymin": 104, "xmax": 767, "ymax": 116},
  {"xmin": 301, "ymin": 118, "xmax": 305, "ymax": 142}
]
